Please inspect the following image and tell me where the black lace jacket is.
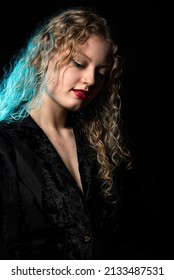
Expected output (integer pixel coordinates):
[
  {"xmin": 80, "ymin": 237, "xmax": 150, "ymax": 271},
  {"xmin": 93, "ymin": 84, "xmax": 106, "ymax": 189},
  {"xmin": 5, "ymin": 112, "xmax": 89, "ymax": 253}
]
[{"xmin": 0, "ymin": 116, "xmax": 153, "ymax": 260}]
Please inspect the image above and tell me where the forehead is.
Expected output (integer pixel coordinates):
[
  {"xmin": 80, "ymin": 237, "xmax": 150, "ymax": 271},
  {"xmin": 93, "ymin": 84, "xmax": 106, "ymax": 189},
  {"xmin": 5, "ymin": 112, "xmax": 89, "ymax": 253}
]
[{"xmin": 76, "ymin": 36, "xmax": 113, "ymax": 65}]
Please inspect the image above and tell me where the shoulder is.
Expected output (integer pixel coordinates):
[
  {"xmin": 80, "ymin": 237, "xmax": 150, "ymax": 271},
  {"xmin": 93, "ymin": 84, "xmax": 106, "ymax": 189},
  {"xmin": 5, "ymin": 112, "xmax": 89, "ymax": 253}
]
[
  {"xmin": 0, "ymin": 121, "xmax": 18, "ymax": 137},
  {"xmin": 0, "ymin": 122, "xmax": 13, "ymax": 146},
  {"xmin": 0, "ymin": 116, "xmax": 37, "ymax": 142},
  {"xmin": 0, "ymin": 123, "xmax": 17, "ymax": 168},
  {"xmin": 111, "ymin": 165, "xmax": 150, "ymax": 218},
  {"xmin": 116, "ymin": 167, "xmax": 139, "ymax": 192},
  {"xmin": 0, "ymin": 121, "xmax": 19, "ymax": 150},
  {"xmin": 115, "ymin": 165, "xmax": 152, "ymax": 225},
  {"xmin": 0, "ymin": 121, "xmax": 25, "ymax": 165}
]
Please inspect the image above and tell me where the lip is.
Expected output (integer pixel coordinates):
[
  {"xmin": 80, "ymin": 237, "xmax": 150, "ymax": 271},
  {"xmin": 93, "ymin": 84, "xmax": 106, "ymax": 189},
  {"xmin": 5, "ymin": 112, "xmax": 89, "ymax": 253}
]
[{"xmin": 72, "ymin": 89, "xmax": 90, "ymax": 100}]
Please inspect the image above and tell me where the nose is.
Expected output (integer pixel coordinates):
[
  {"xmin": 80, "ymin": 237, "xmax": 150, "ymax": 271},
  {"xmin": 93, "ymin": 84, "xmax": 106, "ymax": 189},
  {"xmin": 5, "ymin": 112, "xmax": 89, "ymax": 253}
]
[{"xmin": 82, "ymin": 69, "xmax": 95, "ymax": 86}]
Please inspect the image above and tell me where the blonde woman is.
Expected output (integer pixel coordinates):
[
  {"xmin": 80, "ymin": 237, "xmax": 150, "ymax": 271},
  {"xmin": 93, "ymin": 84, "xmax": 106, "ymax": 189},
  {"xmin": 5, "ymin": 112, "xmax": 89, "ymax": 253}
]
[{"xmin": 0, "ymin": 7, "xmax": 151, "ymax": 259}]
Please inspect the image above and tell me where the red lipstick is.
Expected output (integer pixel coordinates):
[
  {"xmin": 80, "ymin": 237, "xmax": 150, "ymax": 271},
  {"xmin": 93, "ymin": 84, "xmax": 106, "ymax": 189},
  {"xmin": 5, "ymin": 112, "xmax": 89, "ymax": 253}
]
[{"xmin": 72, "ymin": 89, "xmax": 89, "ymax": 100}]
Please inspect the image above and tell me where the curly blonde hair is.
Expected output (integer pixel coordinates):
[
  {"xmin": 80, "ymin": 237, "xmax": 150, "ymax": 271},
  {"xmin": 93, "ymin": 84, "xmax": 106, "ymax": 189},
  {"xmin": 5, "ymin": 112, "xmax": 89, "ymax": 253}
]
[{"xmin": 0, "ymin": 7, "xmax": 131, "ymax": 197}]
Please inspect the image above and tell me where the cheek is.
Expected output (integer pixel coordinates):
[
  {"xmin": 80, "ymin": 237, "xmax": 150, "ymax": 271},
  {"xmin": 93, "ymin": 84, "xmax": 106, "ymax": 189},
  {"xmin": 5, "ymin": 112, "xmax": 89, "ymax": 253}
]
[
  {"xmin": 93, "ymin": 80, "xmax": 105, "ymax": 96},
  {"xmin": 46, "ymin": 68, "xmax": 69, "ymax": 92},
  {"xmin": 89, "ymin": 79, "xmax": 107, "ymax": 102},
  {"xmin": 46, "ymin": 76, "xmax": 60, "ymax": 93},
  {"xmin": 89, "ymin": 89, "xmax": 102, "ymax": 104},
  {"xmin": 64, "ymin": 67, "xmax": 80, "ymax": 84}
]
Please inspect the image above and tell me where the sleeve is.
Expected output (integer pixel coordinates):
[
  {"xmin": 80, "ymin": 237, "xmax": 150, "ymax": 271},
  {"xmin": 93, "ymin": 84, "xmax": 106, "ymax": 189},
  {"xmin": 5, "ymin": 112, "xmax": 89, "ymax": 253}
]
[
  {"xmin": 104, "ymin": 167, "xmax": 157, "ymax": 259},
  {"xmin": 0, "ymin": 131, "xmax": 19, "ymax": 259}
]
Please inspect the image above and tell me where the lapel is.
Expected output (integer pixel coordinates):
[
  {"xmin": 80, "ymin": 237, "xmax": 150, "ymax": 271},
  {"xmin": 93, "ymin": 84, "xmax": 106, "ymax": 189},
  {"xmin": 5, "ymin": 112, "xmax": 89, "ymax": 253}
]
[
  {"xmin": 13, "ymin": 116, "xmax": 95, "ymax": 201},
  {"xmin": 9, "ymin": 116, "xmax": 44, "ymax": 209},
  {"xmin": 14, "ymin": 138, "xmax": 44, "ymax": 209},
  {"xmin": 73, "ymin": 124, "xmax": 95, "ymax": 199}
]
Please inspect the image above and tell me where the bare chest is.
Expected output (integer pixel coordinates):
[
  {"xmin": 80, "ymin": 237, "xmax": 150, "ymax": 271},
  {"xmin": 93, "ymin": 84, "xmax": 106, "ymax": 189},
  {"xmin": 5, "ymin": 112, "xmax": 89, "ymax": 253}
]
[{"xmin": 46, "ymin": 129, "xmax": 83, "ymax": 191}]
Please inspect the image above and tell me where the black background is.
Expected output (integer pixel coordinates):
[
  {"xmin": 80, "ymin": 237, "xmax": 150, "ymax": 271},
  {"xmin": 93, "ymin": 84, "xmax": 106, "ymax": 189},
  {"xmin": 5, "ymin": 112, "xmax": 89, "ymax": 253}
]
[{"xmin": 0, "ymin": 0, "xmax": 161, "ymax": 256}]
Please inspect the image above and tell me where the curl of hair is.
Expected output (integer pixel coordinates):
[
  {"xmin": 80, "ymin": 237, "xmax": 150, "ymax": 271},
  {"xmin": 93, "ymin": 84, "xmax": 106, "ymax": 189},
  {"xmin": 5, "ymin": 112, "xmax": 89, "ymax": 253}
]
[{"xmin": 81, "ymin": 52, "xmax": 132, "ymax": 198}]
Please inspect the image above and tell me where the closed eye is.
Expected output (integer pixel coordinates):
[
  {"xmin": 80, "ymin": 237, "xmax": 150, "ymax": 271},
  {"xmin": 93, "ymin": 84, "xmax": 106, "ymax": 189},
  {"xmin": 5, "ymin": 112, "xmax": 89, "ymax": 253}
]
[
  {"xmin": 72, "ymin": 59, "xmax": 84, "ymax": 68},
  {"xmin": 97, "ymin": 72, "xmax": 107, "ymax": 79}
]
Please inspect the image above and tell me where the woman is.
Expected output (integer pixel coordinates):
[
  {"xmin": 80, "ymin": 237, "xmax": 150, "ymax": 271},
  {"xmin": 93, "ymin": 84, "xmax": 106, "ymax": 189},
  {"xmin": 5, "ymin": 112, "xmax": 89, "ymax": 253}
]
[{"xmin": 0, "ymin": 7, "xmax": 153, "ymax": 259}]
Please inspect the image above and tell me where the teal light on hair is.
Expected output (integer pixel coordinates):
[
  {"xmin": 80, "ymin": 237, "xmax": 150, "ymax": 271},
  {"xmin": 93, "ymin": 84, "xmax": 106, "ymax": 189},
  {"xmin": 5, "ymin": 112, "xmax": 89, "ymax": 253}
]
[
  {"xmin": 0, "ymin": 20, "xmax": 57, "ymax": 124},
  {"xmin": 0, "ymin": 39, "xmax": 43, "ymax": 123}
]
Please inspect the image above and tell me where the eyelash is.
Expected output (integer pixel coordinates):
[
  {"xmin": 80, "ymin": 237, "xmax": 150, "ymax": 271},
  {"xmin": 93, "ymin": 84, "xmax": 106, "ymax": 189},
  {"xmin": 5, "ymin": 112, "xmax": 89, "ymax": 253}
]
[
  {"xmin": 97, "ymin": 72, "xmax": 106, "ymax": 79},
  {"xmin": 72, "ymin": 59, "xmax": 84, "ymax": 68},
  {"xmin": 72, "ymin": 59, "xmax": 106, "ymax": 79}
]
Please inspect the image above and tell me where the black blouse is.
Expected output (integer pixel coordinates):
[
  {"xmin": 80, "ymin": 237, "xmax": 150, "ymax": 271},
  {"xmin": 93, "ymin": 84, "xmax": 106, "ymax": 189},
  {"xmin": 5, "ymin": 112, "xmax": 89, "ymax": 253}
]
[{"xmin": 0, "ymin": 116, "xmax": 154, "ymax": 260}]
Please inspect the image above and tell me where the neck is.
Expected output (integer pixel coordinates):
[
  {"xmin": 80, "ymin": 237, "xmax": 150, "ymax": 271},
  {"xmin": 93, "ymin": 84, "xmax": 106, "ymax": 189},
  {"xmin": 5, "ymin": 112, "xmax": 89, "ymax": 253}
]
[{"xmin": 29, "ymin": 106, "xmax": 70, "ymax": 131}]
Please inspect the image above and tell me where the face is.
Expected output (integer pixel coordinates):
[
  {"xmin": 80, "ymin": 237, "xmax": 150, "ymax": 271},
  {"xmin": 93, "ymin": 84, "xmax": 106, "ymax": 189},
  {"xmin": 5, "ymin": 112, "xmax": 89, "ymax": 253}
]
[{"xmin": 44, "ymin": 36, "xmax": 112, "ymax": 112}]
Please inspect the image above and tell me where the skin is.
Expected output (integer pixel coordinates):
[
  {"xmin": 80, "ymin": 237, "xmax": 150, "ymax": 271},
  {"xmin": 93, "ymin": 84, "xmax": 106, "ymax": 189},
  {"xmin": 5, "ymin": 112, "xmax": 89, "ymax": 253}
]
[
  {"xmin": 30, "ymin": 35, "xmax": 113, "ymax": 190},
  {"xmin": 30, "ymin": 35, "xmax": 112, "ymax": 129}
]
